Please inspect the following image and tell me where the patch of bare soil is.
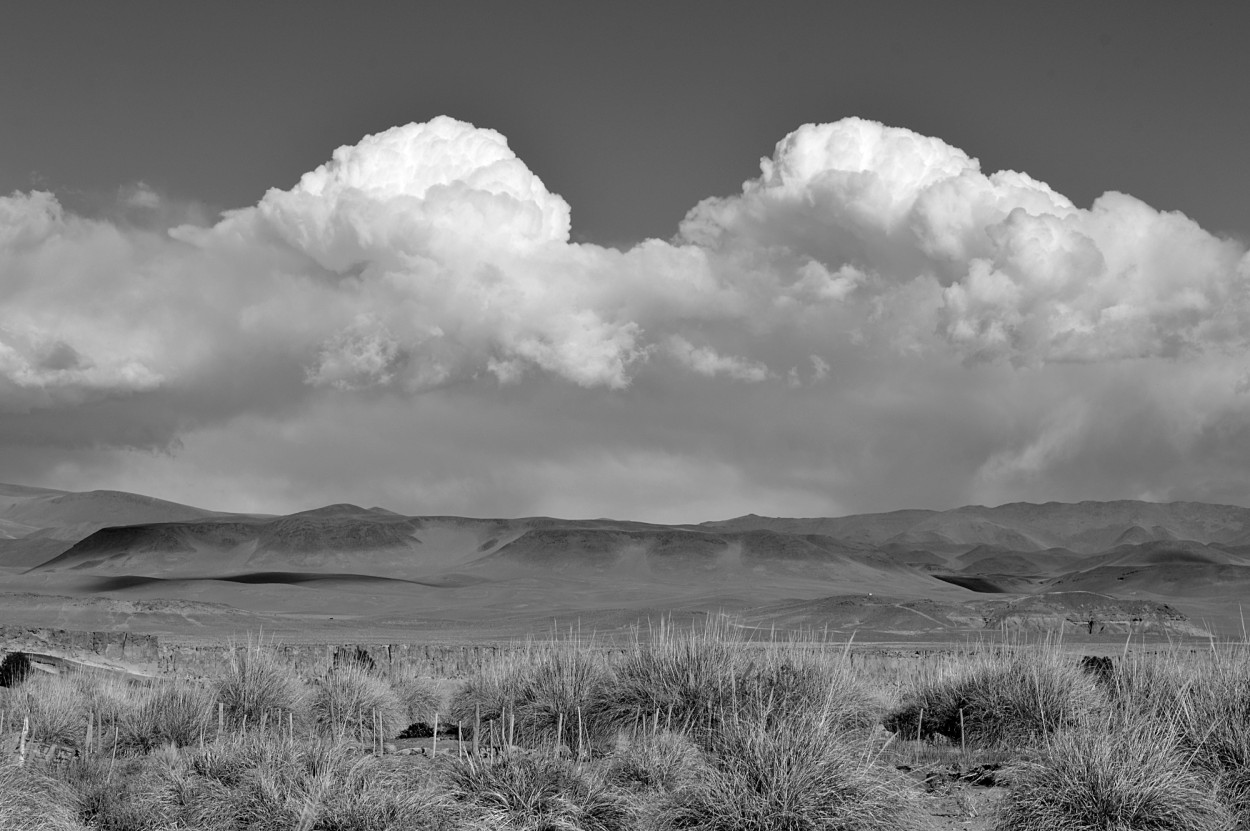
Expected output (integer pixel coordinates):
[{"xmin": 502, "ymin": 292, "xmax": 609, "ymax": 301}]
[{"xmin": 904, "ymin": 761, "xmax": 1007, "ymax": 830}]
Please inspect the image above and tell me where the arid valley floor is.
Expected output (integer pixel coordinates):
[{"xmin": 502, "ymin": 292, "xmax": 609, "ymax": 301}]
[
  {"xmin": 0, "ymin": 481, "xmax": 1246, "ymax": 646},
  {"xmin": 7, "ymin": 483, "xmax": 1250, "ymax": 830}
]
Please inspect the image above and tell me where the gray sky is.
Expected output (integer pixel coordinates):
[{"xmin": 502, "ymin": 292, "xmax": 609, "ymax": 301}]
[{"xmin": 1, "ymin": 1, "xmax": 1249, "ymax": 519}]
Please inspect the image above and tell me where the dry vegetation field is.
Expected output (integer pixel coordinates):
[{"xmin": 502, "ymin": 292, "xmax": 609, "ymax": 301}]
[{"xmin": 3, "ymin": 622, "xmax": 1250, "ymax": 830}]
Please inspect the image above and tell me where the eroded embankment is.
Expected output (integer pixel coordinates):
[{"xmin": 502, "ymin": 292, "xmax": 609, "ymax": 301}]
[{"xmin": 0, "ymin": 625, "xmax": 1026, "ymax": 680}]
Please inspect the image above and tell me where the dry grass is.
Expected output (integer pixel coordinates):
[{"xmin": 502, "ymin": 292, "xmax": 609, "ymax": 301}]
[
  {"xmin": 885, "ymin": 644, "xmax": 1105, "ymax": 748},
  {"xmin": 996, "ymin": 716, "xmax": 1233, "ymax": 831},
  {"xmin": 213, "ymin": 639, "xmax": 309, "ymax": 732},
  {"xmin": 311, "ymin": 662, "xmax": 406, "ymax": 741},
  {"xmin": 12, "ymin": 631, "xmax": 1250, "ymax": 829},
  {"xmin": 0, "ymin": 763, "xmax": 86, "ymax": 831},
  {"xmin": 446, "ymin": 753, "xmax": 635, "ymax": 831},
  {"xmin": 653, "ymin": 707, "xmax": 919, "ymax": 831}
]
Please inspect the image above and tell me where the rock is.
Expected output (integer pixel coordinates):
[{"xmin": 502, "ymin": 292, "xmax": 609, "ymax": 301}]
[{"xmin": 383, "ymin": 743, "xmax": 398, "ymax": 754}]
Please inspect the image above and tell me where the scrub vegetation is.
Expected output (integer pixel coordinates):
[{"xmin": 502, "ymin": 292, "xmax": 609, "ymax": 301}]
[{"xmin": 0, "ymin": 623, "xmax": 1245, "ymax": 830}]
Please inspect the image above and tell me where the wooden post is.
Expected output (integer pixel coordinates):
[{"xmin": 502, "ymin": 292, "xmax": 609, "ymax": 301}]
[
  {"xmin": 578, "ymin": 707, "xmax": 586, "ymax": 759},
  {"xmin": 260, "ymin": 709, "xmax": 268, "ymax": 734},
  {"xmin": 473, "ymin": 704, "xmax": 480, "ymax": 756},
  {"xmin": 960, "ymin": 708, "xmax": 966, "ymax": 756},
  {"xmin": 107, "ymin": 724, "xmax": 118, "ymax": 782},
  {"xmin": 556, "ymin": 712, "xmax": 564, "ymax": 756},
  {"xmin": 432, "ymin": 711, "xmax": 439, "ymax": 757},
  {"xmin": 508, "ymin": 709, "xmax": 515, "ymax": 753},
  {"xmin": 18, "ymin": 716, "xmax": 28, "ymax": 767},
  {"xmin": 218, "ymin": 702, "xmax": 225, "ymax": 738},
  {"xmin": 86, "ymin": 712, "xmax": 94, "ymax": 755}
]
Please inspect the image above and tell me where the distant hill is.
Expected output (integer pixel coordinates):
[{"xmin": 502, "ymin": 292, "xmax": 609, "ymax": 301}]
[
  {"xmin": 710, "ymin": 500, "xmax": 1250, "ymax": 552},
  {"xmin": 2, "ymin": 483, "xmax": 1247, "ymax": 639}
]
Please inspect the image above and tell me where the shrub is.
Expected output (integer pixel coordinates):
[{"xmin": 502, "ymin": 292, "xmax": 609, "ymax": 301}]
[
  {"xmin": 0, "ymin": 763, "xmax": 84, "ymax": 831},
  {"xmin": 885, "ymin": 648, "xmax": 1104, "ymax": 748},
  {"xmin": 114, "ymin": 681, "xmax": 215, "ymax": 753},
  {"xmin": 1152, "ymin": 651, "xmax": 1250, "ymax": 825},
  {"xmin": 603, "ymin": 730, "xmax": 706, "ymax": 794},
  {"xmin": 60, "ymin": 748, "xmax": 239, "ymax": 831},
  {"xmin": 450, "ymin": 645, "xmax": 611, "ymax": 751},
  {"xmin": 595, "ymin": 622, "xmax": 743, "ymax": 745},
  {"xmin": 997, "ymin": 719, "xmax": 1233, "ymax": 831},
  {"xmin": 392, "ymin": 674, "xmax": 446, "ymax": 726},
  {"xmin": 738, "ymin": 648, "xmax": 884, "ymax": 731},
  {"xmin": 445, "ymin": 753, "xmax": 634, "ymax": 831},
  {"xmin": 227, "ymin": 737, "xmax": 461, "ymax": 831},
  {"xmin": 9, "ymin": 674, "xmax": 90, "ymax": 746},
  {"xmin": 213, "ymin": 642, "xmax": 308, "ymax": 732},
  {"xmin": 653, "ymin": 711, "xmax": 920, "ymax": 831},
  {"xmin": 89, "ymin": 735, "xmax": 462, "ymax": 831},
  {"xmin": 311, "ymin": 663, "xmax": 406, "ymax": 741}
]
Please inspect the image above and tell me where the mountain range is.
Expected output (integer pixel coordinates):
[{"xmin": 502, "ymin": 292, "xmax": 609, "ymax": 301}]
[{"xmin": 1, "ymin": 483, "xmax": 1245, "ymax": 642}]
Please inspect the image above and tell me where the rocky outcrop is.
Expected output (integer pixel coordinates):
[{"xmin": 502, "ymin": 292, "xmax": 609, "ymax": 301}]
[{"xmin": 0, "ymin": 626, "xmax": 508, "ymax": 678}]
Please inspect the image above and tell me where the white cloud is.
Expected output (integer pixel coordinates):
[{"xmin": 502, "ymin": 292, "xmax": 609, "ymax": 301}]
[
  {"xmin": 666, "ymin": 336, "xmax": 770, "ymax": 382},
  {"xmin": 3, "ymin": 116, "xmax": 1249, "ymax": 518}
]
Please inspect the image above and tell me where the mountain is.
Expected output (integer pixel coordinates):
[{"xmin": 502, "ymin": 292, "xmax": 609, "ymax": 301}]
[{"xmin": 2, "ymin": 483, "xmax": 1247, "ymax": 640}]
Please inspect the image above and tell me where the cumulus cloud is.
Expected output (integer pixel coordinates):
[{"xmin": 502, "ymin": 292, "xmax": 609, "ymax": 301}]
[
  {"xmin": 666, "ymin": 336, "xmax": 770, "ymax": 382},
  {"xmin": 2, "ymin": 116, "xmax": 1249, "ymax": 518}
]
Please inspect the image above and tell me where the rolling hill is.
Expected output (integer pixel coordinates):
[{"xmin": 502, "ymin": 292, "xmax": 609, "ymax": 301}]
[{"xmin": 2, "ymin": 484, "xmax": 1247, "ymax": 640}]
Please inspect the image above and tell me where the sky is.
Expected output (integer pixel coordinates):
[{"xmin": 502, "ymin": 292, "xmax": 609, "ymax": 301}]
[{"xmin": 1, "ymin": 2, "xmax": 1249, "ymax": 520}]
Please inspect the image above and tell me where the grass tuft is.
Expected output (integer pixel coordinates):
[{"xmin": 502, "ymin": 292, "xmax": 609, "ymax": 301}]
[
  {"xmin": 213, "ymin": 641, "xmax": 308, "ymax": 732},
  {"xmin": 996, "ymin": 718, "xmax": 1233, "ymax": 831},
  {"xmin": 653, "ymin": 709, "xmax": 919, "ymax": 831},
  {"xmin": 886, "ymin": 647, "xmax": 1104, "ymax": 748},
  {"xmin": 446, "ymin": 753, "xmax": 635, "ymax": 831},
  {"xmin": 0, "ymin": 763, "xmax": 85, "ymax": 831},
  {"xmin": 311, "ymin": 662, "xmax": 406, "ymax": 741}
]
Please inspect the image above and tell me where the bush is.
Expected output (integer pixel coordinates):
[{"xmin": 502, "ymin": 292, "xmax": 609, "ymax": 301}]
[
  {"xmin": 738, "ymin": 648, "xmax": 884, "ymax": 731},
  {"xmin": 595, "ymin": 623, "xmax": 743, "ymax": 745},
  {"xmin": 997, "ymin": 720, "xmax": 1233, "ymax": 831},
  {"xmin": 311, "ymin": 663, "xmax": 405, "ymax": 741},
  {"xmin": 603, "ymin": 730, "xmax": 705, "ymax": 794},
  {"xmin": 9, "ymin": 674, "xmax": 90, "ymax": 746},
  {"xmin": 450, "ymin": 645, "xmax": 610, "ymax": 751},
  {"xmin": 213, "ymin": 642, "xmax": 308, "ymax": 732},
  {"xmin": 1129, "ymin": 650, "xmax": 1250, "ymax": 825},
  {"xmin": 445, "ymin": 753, "xmax": 634, "ymax": 831},
  {"xmin": 885, "ymin": 648, "xmax": 1104, "ymax": 748},
  {"xmin": 392, "ymin": 674, "xmax": 446, "ymax": 727},
  {"xmin": 653, "ymin": 711, "xmax": 919, "ymax": 831},
  {"xmin": 0, "ymin": 763, "xmax": 85, "ymax": 831},
  {"xmin": 114, "ymin": 681, "xmax": 215, "ymax": 753},
  {"xmin": 63, "ymin": 735, "xmax": 461, "ymax": 831}
]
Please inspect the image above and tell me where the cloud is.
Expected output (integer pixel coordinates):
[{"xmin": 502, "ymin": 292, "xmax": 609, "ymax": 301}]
[
  {"xmin": 666, "ymin": 336, "xmax": 770, "ymax": 382},
  {"xmin": 2, "ymin": 116, "xmax": 1248, "ymax": 519}
]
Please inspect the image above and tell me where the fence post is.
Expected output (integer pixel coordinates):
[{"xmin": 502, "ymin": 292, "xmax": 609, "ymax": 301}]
[{"xmin": 18, "ymin": 715, "xmax": 28, "ymax": 767}]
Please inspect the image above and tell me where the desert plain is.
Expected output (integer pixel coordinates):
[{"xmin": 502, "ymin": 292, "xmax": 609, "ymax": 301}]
[
  {"xmin": 0, "ymin": 480, "xmax": 1244, "ymax": 645},
  {"xmin": 6, "ymin": 482, "xmax": 1250, "ymax": 830}
]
